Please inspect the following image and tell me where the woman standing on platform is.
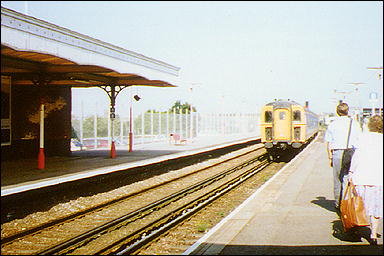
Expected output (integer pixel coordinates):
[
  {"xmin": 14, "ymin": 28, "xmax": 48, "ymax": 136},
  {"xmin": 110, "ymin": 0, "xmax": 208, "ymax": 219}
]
[{"xmin": 349, "ymin": 115, "xmax": 383, "ymax": 245}]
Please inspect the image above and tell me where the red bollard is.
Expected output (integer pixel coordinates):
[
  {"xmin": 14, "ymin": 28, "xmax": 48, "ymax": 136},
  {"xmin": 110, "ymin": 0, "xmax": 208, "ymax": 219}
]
[
  {"xmin": 129, "ymin": 132, "xmax": 133, "ymax": 152},
  {"xmin": 110, "ymin": 141, "xmax": 116, "ymax": 158},
  {"xmin": 38, "ymin": 148, "xmax": 45, "ymax": 169}
]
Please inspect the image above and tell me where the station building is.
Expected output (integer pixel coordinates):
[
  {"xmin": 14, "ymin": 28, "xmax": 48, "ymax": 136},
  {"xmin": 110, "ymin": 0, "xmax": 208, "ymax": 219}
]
[{"xmin": 1, "ymin": 6, "xmax": 180, "ymax": 161}]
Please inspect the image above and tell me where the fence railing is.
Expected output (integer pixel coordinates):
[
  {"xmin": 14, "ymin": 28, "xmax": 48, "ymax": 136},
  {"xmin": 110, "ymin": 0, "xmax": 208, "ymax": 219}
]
[{"xmin": 71, "ymin": 110, "xmax": 260, "ymax": 150}]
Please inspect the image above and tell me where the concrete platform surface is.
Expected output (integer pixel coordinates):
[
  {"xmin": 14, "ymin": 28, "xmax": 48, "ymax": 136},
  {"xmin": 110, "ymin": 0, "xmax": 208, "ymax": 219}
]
[
  {"xmin": 1, "ymin": 134, "xmax": 258, "ymax": 196},
  {"xmin": 184, "ymin": 136, "xmax": 383, "ymax": 255}
]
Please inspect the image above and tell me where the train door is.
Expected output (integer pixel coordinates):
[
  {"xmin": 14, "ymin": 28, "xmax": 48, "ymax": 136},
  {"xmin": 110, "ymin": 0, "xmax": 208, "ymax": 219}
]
[{"xmin": 273, "ymin": 108, "xmax": 291, "ymax": 141}]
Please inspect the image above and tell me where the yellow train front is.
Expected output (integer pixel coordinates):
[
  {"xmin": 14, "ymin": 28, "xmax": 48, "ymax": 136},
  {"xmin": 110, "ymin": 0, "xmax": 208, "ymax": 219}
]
[{"xmin": 260, "ymin": 99, "xmax": 319, "ymax": 160}]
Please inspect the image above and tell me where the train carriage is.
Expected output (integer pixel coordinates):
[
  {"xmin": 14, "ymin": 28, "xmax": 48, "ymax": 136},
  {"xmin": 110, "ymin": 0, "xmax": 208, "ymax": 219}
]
[{"xmin": 260, "ymin": 99, "xmax": 319, "ymax": 160}]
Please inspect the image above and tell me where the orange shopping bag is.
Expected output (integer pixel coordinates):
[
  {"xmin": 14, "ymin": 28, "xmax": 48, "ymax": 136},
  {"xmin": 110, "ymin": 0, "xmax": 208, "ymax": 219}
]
[{"xmin": 340, "ymin": 181, "xmax": 370, "ymax": 232}]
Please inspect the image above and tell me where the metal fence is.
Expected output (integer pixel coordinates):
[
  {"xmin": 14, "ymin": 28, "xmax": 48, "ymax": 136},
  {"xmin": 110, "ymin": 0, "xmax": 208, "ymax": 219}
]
[{"xmin": 71, "ymin": 110, "xmax": 260, "ymax": 150}]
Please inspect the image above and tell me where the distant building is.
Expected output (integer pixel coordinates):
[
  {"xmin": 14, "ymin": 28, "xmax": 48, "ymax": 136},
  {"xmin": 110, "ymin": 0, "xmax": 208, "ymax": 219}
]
[{"xmin": 362, "ymin": 107, "xmax": 383, "ymax": 118}]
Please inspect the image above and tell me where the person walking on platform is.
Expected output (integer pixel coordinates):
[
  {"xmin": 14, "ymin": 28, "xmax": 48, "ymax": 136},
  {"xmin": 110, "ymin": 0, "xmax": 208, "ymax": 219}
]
[
  {"xmin": 349, "ymin": 115, "xmax": 383, "ymax": 245},
  {"xmin": 325, "ymin": 102, "xmax": 362, "ymax": 212}
]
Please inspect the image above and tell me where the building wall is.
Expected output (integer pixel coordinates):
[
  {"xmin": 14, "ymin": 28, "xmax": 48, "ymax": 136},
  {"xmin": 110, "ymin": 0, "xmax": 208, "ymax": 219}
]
[{"xmin": 1, "ymin": 82, "xmax": 72, "ymax": 160}]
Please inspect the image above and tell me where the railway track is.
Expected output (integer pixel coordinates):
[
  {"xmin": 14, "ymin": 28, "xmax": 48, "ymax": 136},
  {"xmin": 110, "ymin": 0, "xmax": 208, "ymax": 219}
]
[
  {"xmin": 1, "ymin": 143, "xmax": 272, "ymax": 255},
  {"xmin": 1, "ymin": 139, "xmax": 260, "ymax": 224},
  {"xmin": 104, "ymin": 153, "xmax": 271, "ymax": 255}
]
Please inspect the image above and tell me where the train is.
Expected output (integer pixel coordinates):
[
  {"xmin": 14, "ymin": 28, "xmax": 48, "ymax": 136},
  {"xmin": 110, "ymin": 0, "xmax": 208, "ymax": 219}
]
[{"xmin": 260, "ymin": 99, "xmax": 319, "ymax": 160}]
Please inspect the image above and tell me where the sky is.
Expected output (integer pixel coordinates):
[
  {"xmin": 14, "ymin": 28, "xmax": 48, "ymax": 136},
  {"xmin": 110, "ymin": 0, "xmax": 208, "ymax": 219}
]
[{"xmin": 2, "ymin": 1, "xmax": 383, "ymax": 118}]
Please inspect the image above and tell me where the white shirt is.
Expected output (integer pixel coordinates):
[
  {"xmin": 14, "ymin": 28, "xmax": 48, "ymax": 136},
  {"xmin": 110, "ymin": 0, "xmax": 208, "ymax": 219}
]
[
  {"xmin": 350, "ymin": 131, "xmax": 383, "ymax": 186},
  {"xmin": 324, "ymin": 116, "xmax": 361, "ymax": 149}
]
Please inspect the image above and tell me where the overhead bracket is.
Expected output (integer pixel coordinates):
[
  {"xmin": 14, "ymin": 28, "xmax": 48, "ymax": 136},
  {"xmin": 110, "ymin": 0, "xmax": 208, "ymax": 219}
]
[{"xmin": 99, "ymin": 85, "xmax": 130, "ymax": 118}]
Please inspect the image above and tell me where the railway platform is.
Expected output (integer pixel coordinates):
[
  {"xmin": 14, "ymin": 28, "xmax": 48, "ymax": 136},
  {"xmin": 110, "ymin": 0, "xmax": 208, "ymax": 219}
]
[
  {"xmin": 184, "ymin": 135, "xmax": 383, "ymax": 255},
  {"xmin": 1, "ymin": 134, "xmax": 258, "ymax": 196}
]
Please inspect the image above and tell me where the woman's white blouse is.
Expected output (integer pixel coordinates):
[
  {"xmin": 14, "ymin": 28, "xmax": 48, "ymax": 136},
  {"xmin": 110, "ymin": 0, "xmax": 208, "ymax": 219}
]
[{"xmin": 350, "ymin": 131, "xmax": 383, "ymax": 186}]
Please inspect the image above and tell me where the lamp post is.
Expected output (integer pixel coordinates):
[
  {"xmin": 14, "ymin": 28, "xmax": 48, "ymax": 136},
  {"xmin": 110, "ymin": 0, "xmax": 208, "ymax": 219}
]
[
  {"xmin": 129, "ymin": 103, "xmax": 133, "ymax": 152},
  {"xmin": 129, "ymin": 93, "xmax": 141, "ymax": 152}
]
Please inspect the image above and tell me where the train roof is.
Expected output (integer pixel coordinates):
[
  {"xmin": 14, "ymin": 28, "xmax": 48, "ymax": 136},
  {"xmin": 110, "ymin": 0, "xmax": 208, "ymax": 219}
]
[
  {"xmin": 264, "ymin": 99, "xmax": 318, "ymax": 117},
  {"xmin": 265, "ymin": 99, "xmax": 301, "ymax": 108}
]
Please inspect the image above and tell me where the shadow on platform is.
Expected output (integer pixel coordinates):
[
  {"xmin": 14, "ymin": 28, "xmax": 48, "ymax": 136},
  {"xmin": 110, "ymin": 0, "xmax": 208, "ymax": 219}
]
[
  {"xmin": 311, "ymin": 196, "xmax": 337, "ymax": 213},
  {"xmin": 311, "ymin": 196, "xmax": 377, "ymax": 245}
]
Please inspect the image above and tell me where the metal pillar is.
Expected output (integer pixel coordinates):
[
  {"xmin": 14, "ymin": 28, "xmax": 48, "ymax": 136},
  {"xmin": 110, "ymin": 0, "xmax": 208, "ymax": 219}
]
[
  {"xmin": 100, "ymin": 85, "xmax": 129, "ymax": 157},
  {"xmin": 129, "ymin": 103, "xmax": 133, "ymax": 152},
  {"xmin": 128, "ymin": 92, "xmax": 141, "ymax": 151}
]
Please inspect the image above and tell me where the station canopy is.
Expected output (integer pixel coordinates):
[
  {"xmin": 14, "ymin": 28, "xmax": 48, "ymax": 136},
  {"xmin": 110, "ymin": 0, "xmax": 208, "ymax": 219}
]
[{"xmin": 1, "ymin": 44, "xmax": 177, "ymax": 88}]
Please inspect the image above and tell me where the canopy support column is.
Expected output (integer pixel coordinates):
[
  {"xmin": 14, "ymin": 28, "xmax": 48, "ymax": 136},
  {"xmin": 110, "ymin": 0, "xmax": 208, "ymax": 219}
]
[{"xmin": 100, "ymin": 85, "xmax": 129, "ymax": 158}]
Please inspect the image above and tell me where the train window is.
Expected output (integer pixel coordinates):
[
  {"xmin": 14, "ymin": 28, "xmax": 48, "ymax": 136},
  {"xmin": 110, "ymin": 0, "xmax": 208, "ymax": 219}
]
[
  {"xmin": 279, "ymin": 111, "xmax": 286, "ymax": 120},
  {"xmin": 265, "ymin": 111, "xmax": 272, "ymax": 122},
  {"xmin": 293, "ymin": 110, "xmax": 301, "ymax": 121}
]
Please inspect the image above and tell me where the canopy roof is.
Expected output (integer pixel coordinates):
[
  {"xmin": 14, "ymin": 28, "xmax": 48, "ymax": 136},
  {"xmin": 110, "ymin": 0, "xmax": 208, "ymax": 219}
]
[{"xmin": 1, "ymin": 44, "xmax": 177, "ymax": 88}]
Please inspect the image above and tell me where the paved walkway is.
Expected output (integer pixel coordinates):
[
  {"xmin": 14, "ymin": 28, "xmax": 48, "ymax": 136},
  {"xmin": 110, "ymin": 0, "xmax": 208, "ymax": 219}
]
[
  {"xmin": 1, "ymin": 134, "xmax": 258, "ymax": 195},
  {"xmin": 184, "ymin": 135, "xmax": 383, "ymax": 255}
]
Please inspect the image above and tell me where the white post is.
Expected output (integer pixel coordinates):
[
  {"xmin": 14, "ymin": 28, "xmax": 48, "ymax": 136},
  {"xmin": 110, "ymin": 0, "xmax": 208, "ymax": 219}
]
[
  {"xmin": 151, "ymin": 109, "xmax": 154, "ymax": 142},
  {"xmin": 196, "ymin": 112, "xmax": 199, "ymax": 138},
  {"xmin": 107, "ymin": 112, "xmax": 111, "ymax": 148},
  {"xmin": 190, "ymin": 109, "xmax": 193, "ymax": 139},
  {"xmin": 40, "ymin": 104, "xmax": 44, "ymax": 148},
  {"xmin": 179, "ymin": 109, "xmax": 182, "ymax": 137},
  {"xmin": 173, "ymin": 110, "xmax": 176, "ymax": 133},
  {"xmin": 159, "ymin": 111, "xmax": 162, "ymax": 140},
  {"xmin": 120, "ymin": 117, "xmax": 123, "ymax": 146},
  {"xmin": 80, "ymin": 100, "xmax": 83, "ymax": 150},
  {"xmin": 37, "ymin": 103, "xmax": 45, "ymax": 169},
  {"xmin": 166, "ymin": 110, "xmax": 169, "ymax": 138},
  {"xmin": 185, "ymin": 109, "xmax": 188, "ymax": 139},
  {"xmin": 94, "ymin": 104, "xmax": 97, "ymax": 149}
]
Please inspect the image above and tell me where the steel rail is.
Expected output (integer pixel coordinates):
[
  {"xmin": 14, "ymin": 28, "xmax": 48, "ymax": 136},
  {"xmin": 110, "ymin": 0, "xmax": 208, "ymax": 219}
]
[
  {"xmin": 36, "ymin": 153, "xmax": 269, "ymax": 255},
  {"xmin": 107, "ymin": 158, "xmax": 271, "ymax": 254},
  {"xmin": 1, "ymin": 144, "xmax": 264, "ymax": 245}
]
